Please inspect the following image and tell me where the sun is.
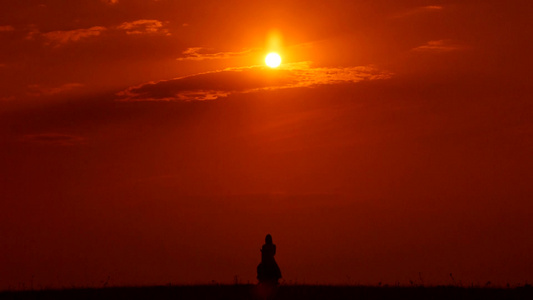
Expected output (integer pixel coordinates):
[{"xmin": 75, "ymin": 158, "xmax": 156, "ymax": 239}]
[{"xmin": 265, "ymin": 52, "xmax": 282, "ymax": 68}]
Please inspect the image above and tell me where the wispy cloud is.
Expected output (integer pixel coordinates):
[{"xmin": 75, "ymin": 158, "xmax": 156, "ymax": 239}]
[
  {"xmin": 117, "ymin": 20, "xmax": 170, "ymax": 35},
  {"xmin": 0, "ymin": 25, "xmax": 15, "ymax": 32},
  {"xmin": 28, "ymin": 83, "xmax": 84, "ymax": 96},
  {"xmin": 412, "ymin": 40, "xmax": 463, "ymax": 52},
  {"xmin": 117, "ymin": 62, "xmax": 392, "ymax": 101},
  {"xmin": 177, "ymin": 47, "xmax": 254, "ymax": 61},
  {"xmin": 393, "ymin": 5, "xmax": 443, "ymax": 18},
  {"xmin": 21, "ymin": 133, "xmax": 85, "ymax": 146},
  {"xmin": 42, "ymin": 26, "xmax": 106, "ymax": 46}
]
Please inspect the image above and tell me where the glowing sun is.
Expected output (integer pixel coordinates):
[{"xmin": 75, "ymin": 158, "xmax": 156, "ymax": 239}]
[{"xmin": 265, "ymin": 52, "xmax": 282, "ymax": 68}]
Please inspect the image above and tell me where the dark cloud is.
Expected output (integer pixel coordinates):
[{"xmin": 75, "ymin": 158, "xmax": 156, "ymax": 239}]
[
  {"xmin": 0, "ymin": 96, "xmax": 15, "ymax": 102},
  {"xmin": 176, "ymin": 47, "xmax": 255, "ymax": 61},
  {"xmin": 117, "ymin": 62, "xmax": 392, "ymax": 101},
  {"xmin": 34, "ymin": 19, "xmax": 169, "ymax": 47},
  {"xmin": 27, "ymin": 83, "xmax": 84, "ymax": 96},
  {"xmin": 21, "ymin": 133, "xmax": 85, "ymax": 146}
]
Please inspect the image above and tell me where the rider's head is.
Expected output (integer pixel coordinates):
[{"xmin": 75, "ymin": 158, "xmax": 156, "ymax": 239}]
[{"xmin": 265, "ymin": 234, "xmax": 273, "ymax": 244}]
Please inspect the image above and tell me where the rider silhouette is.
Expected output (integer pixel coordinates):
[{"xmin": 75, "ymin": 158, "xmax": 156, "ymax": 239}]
[{"xmin": 257, "ymin": 234, "xmax": 282, "ymax": 284}]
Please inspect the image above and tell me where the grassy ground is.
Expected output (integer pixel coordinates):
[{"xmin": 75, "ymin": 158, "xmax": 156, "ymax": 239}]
[{"xmin": 1, "ymin": 284, "xmax": 532, "ymax": 300}]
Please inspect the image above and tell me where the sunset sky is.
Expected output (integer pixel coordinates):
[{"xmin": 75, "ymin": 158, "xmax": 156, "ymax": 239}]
[{"xmin": 1, "ymin": 0, "xmax": 532, "ymax": 289}]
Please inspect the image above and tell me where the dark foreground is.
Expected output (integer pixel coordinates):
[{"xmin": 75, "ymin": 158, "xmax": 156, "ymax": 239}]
[{"xmin": 2, "ymin": 285, "xmax": 533, "ymax": 300}]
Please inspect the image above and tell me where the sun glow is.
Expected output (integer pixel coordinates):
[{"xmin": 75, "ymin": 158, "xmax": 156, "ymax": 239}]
[{"xmin": 265, "ymin": 53, "xmax": 282, "ymax": 68}]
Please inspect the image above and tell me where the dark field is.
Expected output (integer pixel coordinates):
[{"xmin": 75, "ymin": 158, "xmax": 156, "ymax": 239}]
[{"xmin": 2, "ymin": 285, "xmax": 533, "ymax": 300}]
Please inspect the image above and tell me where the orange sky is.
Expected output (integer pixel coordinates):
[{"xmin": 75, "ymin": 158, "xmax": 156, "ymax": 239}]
[{"xmin": 1, "ymin": 0, "xmax": 532, "ymax": 289}]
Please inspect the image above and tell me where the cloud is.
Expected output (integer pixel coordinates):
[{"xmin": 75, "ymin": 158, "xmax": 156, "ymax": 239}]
[
  {"xmin": 34, "ymin": 19, "xmax": 168, "ymax": 46},
  {"xmin": 0, "ymin": 96, "xmax": 15, "ymax": 102},
  {"xmin": 0, "ymin": 25, "xmax": 15, "ymax": 32},
  {"xmin": 412, "ymin": 40, "xmax": 463, "ymax": 52},
  {"xmin": 424, "ymin": 5, "xmax": 443, "ymax": 10},
  {"xmin": 117, "ymin": 62, "xmax": 392, "ymax": 101},
  {"xmin": 42, "ymin": 26, "xmax": 106, "ymax": 46},
  {"xmin": 177, "ymin": 47, "xmax": 254, "ymax": 61},
  {"xmin": 21, "ymin": 133, "xmax": 85, "ymax": 146},
  {"xmin": 117, "ymin": 20, "xmax": 169, "ymax": 35},
  {"xmin": 28, "ymin": 83, "xmax": 84, "ymax": 96},
  {"xmin": 393, "ymin": 5, "xmax": 443, "ymax": 18},
  {"xmin": 101, "ymin": 0, "xmax": 119, "ymax": 4},
  {"xmin": 25, "ymin": 25, "xmax": 40, "ymax": 40}
]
